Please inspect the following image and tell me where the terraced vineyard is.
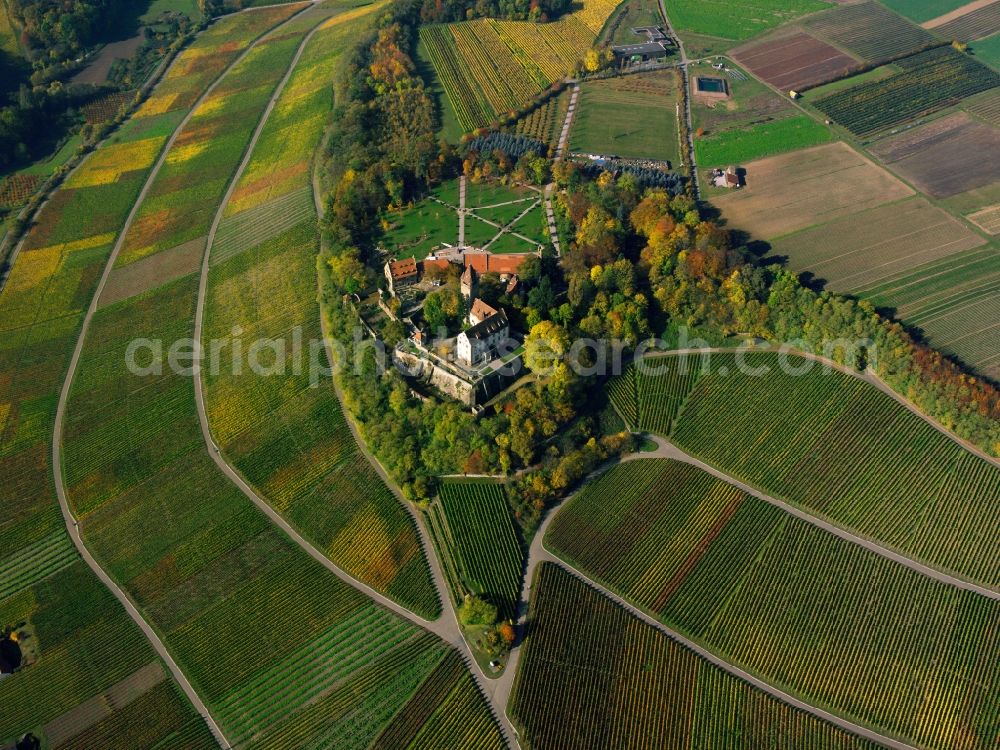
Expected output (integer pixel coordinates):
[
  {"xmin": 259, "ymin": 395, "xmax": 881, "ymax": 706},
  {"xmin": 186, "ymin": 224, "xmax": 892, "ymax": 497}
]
[
  {"xmin": 509, "ymin": 563, "xmax": 884, "ymax": 750},
  {"xmin": 614, "ymin": 351, "xmax": 1000, "ymax": 586},
  {"xmin": 547, "ymin": 459, "xmax": 1000, "ymax": 750},
  {"xmin": 0, "ymin": 10, "xmax": 300, "ymax": 746},
  {"xmin": 427, "ymin": 481, "xmax": 524, "ymax": 619},
  {"xmin": 203, "ymin": 3, "xmax": 437, "ymax": 618},
  {"xmin": 420, "ymin": 0, "xmax": 618, "ymax": 132},
  {"xmin": 814, "ymin": 46, "xmax": 1000, "ymax": 136}
]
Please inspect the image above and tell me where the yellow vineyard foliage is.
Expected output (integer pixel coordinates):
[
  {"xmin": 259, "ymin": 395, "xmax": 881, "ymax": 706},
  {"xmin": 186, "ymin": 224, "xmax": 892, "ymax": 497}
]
[
  {"xmin": 165, "ymin": 140, "xmax": 211, "ymax": 166},
  {"xmin": 318, "ymin": 1, "xmax": 387, "ymax": 31},
  {"xmin": 66, "ymin": 138, "xmax": 165, "ymax": 188},
  {"xmin": 135, "ymin": 91, "xmax": 180, "ymax": 119}
]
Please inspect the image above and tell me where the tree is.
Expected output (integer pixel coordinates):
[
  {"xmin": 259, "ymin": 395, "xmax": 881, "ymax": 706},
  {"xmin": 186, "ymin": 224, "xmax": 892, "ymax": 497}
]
[
  {"xmin": 459, "ymin": 594, "xmax": 497, "ymax": 627},
  {"xmin": 524, "ymin": 320, "xmax": 570, "ymax": 376}
]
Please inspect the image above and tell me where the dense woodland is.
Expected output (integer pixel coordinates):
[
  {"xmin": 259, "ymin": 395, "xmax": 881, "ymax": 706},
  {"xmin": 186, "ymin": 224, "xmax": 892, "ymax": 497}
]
[
  {"xmin": 418, "ymin": 0, "xmax": 572, "ymax": 24},
  {"xmin": 8, "ymin": 0, "xmax": 130, "ymax": 68},
  {"xmin": 317, "ymin": 0, "xmax": 1000, "ymax": 528},
  {"xmin": 1, "ymin": 2, "xmax": 191, "ymax": 174}
]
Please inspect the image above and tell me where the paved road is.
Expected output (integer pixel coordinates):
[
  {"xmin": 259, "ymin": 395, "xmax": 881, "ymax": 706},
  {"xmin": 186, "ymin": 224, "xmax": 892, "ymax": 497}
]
[
  {"xmin": 495, "ymin": 451, "xmax": 919, "ymax": 750},
  {"xmin": 656, "ymin": 0, "xmax": 698, "ymax": 197},
  {"xmin": 458, "ymin": 174, "xmax": 467, "ymax": 246},
  {"xmin": 47, "ymin": 6, "xmax": 323, "ymax": 745},
  {"xmin": 554, "ymin": 83, "xmax": 579, "ymax": 159}
]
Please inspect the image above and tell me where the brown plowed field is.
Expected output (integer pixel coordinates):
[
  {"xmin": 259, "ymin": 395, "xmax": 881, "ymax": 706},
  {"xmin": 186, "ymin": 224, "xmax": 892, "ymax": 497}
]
[
  {"xmin": 772, "ymin": 196, "xmax": 986, "ymax": 291},
  {"xmin": 733, "ymin": 31, "xmax": 858, "ymax": 91},
  {"xmin": 870, "ymin": 112, "xmax": 1000, "ymax": 197},
  {"xmin": 711, "ymin": 142, "xmax": 913, "ymax": 239}
]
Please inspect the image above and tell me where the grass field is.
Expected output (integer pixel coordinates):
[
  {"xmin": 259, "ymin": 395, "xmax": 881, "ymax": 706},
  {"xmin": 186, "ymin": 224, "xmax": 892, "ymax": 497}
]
[
  {"xmin": 972, "ymin": 31, "xmax": 1000, "ymax": 70},
  {"xmin": 569, "ymin": 71, "xmax": 679, "ymax": 163},
  {"xmin": 427, "ymin": 480, "xmax": 524, "ymax": 619},
  {"xmin": 663, "ymin": 0, "xmax": 830, "ymax": 40},
  {"xmin": 709, "ymin": 141, "xmax": 912, "ymax": 239},
  {"xmin": 382, "ymin": 178, "xmax": 546, "ymax": 257},
  {"xmin": 879, "ymin": 0, "xmax": 970, "ymax": 24},
  {"xmin": 613, "ymin": 351, "xmax": 1000, "ymax": 586},
  {"xmin": 509, "ymin": 563, "xmax": 883, "ymax": 750},
  {"xmin": 769, "ymin": 195, "xmax": 985, "ymax": 291},
  {"xmin": 547, "ymin": 459, "xmax": 1000, "ymax": 750},
  {"xmin": 695, "ymin": 115, "xmax": 832, "ymax": 167}
]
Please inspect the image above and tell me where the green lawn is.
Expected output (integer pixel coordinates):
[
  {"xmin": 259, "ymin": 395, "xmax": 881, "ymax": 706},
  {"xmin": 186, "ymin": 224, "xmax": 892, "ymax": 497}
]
[
  {"xmin": 695, "ymin": 114, "xmax": 833, "ymax": 166},
  {"xmin": 140, "ymin": 0, "xmax": 201, "ymax": 22},
  {"xmin": 488, "ymin": 230, "xmax": 539, "ymax": 254},
  {"xmin": 382, "ymin": 200, "xmax": 458, "ymax": 258},
  {"xmin": 972, "ymin": 31, "xmax": 1000, "ymax": 72},
  {"xmin": 801, "ymin": 64, "xmax": 899, "ymax": 99},
  {"xmin": 664, "ymin": 0, "xmax": 831, "ymax": 40},
  {"xmin": 879, "ymin": 0, "xmax": 969, "ymax": 23},
  {"xmin": 570, "ymin": 73, "xmax": 679, "ymax": 163}
]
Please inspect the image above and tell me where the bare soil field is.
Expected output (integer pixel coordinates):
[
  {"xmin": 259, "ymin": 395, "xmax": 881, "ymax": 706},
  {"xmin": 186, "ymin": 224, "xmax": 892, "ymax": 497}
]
[
  {"xmin": 967, "ymin": 204, "xmax": 1000, "ymax": 233},
  {"xmin": 711, "ymin": 142, "xmax": 913, "ymax": 239},
  {"xmin": 771, "ymin": 196, "xmax": 985, "ymax": 291},
  {"xmin": 98, "ymin": 237, "xmax": 204, "ymax": 308},
  {"xmin": 732, "ymin": 31, "xmax": 858, "ymax": 92},
  {"xmin": 804, "ymin": 1, "xmax": 935, "ymax": 62},
  {"xmin": 932, "ymin": 0, "xmax": 1000, "ymax": 41},
  {"xmin": 71, "ymin": 33, "xmax": 144, "ymax": 85},
  {"xmin": 870, "ymin": 112, "xmax": 1000, "ymax": 197}
]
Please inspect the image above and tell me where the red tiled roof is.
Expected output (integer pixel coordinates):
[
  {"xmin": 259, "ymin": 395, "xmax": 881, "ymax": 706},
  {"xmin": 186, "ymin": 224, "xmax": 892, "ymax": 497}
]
[
  {"xmin": 463, "ymin": 253, "xmax": 532, "ymax": 275},
  {"xmin": 420, "ymin": 258, "xmax": 452, "ymax": 273},
  {"xmin": 470, "ymin": 298, "xmax": 497, "ymax": 322},
  {"xmin": 387, "ymin": 257, "xmax": 418, "ymax": 280}
]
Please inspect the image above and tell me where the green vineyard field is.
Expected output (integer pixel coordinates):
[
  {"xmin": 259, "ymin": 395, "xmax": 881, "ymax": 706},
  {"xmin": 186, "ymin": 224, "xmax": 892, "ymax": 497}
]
[
  {"xmin": 547, "ymin": 459, "xmax": 1000, "ymax": 750},
  {"xmin": 509, "ymin": 563, "xmax": 883, "ymax": 750},
  {"xmin": 614, "ymin": 351, "xmax": 1000, "ymax": 587},
  {"xmin": 428, "ymin": 480, "xmax": 524, "ymax": 619}
]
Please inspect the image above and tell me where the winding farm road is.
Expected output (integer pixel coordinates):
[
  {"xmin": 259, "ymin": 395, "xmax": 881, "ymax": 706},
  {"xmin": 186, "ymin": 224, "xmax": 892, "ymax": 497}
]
[
  {"xmin": 182, "ymin": 20, "xmax": 520, "ymax": 745},
  {"xmin": 47, "ymin": 5, "xmax": 328, "ymax": 746}
]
